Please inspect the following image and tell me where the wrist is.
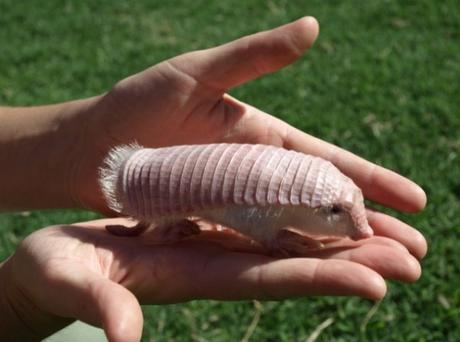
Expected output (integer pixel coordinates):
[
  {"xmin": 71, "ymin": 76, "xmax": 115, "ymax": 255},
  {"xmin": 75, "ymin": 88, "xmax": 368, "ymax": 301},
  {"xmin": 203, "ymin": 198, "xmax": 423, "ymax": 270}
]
[
  {"xmin": 0, "ymin": 95, "xmax": 104, "ymax": 211},
  {"xmin": 68, "ymin": 94, "xmax": 119, "ymax": 214}
]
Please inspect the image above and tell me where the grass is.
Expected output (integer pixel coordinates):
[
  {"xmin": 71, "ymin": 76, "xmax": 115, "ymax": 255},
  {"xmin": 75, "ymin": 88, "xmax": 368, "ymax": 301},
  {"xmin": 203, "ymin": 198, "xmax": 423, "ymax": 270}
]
[{"xmin": 1, "ymin": 0, "xmax": 459, "ymax": 340}]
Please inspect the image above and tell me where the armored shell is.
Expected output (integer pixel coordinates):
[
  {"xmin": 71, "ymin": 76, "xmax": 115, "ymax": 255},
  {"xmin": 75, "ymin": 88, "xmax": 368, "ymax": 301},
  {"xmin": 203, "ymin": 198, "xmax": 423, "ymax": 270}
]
[{"xmin": 100, "ymin": 144, "xmax": 373, "ymax": 243}]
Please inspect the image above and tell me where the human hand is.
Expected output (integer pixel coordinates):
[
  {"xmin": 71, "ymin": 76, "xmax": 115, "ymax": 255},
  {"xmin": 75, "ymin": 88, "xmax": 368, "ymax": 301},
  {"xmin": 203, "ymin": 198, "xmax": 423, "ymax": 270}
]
[
  {"xmin": 0, "ymin": 17, "xmax": 426, "ymax": 216},
  {"xmin": 0, "ymin": 216, "xmax": 425, "ymax": 341},
  {"xmin": 73, "ymin": 16, "xmax": 426, "ymax": 215}
]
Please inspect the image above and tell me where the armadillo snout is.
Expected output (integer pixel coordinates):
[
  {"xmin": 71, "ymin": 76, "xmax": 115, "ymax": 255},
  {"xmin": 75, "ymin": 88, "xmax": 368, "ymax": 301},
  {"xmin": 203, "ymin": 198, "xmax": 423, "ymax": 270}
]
[{"xmin": 346, "ymin": 189, "xmax": 373, "ymax": 240}]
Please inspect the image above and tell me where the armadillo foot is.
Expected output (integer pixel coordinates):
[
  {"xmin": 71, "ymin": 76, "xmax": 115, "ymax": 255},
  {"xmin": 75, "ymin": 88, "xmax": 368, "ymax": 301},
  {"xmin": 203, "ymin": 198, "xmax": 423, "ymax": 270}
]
[{"xmin": 105, "ymin": 221, "xmax": 149, "ymax": 237}]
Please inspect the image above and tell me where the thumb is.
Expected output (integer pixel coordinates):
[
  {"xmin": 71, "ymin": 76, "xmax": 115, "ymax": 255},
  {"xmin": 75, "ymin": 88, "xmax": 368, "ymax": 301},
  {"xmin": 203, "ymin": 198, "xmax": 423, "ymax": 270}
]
[
  {"xmin": 83, "ymin": 275, "xmax": 144, "ymax": 342},
  {"xmin": 38, "ymin": 265, "xmax": 144, "ymax": 342},
  {"xmin": 169, "ymin": 16, "xmax": 319, "ymax": 90}
]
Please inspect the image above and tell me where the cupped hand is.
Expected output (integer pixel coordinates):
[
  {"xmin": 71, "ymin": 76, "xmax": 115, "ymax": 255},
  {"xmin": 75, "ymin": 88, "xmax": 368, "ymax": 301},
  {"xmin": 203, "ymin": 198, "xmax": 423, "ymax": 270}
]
[
  {"xmin": 2, "ymin": 215, "xmax": 426, "ymax": 342},
  {"xmin": 74, "ymin": 16, "xmax": 426, "ymax": 215}
]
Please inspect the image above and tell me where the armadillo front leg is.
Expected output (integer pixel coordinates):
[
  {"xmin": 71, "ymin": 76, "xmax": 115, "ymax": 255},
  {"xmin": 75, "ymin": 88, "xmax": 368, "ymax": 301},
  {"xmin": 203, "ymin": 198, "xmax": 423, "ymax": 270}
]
[
  {"xmin": 151, "ymin": 218, "xmax": 201, "ymax": 243},
  {"xmin": 270, "ymin": 229, "xmax": 325, "ymax": 257}
]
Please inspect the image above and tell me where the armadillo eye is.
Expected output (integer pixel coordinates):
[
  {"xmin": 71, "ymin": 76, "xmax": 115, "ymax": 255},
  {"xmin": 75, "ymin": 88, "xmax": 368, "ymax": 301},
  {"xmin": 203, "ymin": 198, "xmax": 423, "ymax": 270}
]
[{"xmin": 331, "ymin": 205, "xmax": 342, "ymax": 214}]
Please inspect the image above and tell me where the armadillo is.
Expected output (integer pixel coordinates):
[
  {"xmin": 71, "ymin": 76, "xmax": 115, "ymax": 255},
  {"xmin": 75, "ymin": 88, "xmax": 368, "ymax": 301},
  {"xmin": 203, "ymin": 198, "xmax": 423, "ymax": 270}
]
[{"xmin": 100, "ymin": 144, "xmax": 373, "ymax": 253}]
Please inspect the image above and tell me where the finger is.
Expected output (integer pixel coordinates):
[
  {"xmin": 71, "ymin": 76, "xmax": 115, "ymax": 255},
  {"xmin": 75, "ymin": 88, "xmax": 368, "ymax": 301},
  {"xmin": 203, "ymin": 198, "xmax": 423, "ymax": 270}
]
[
  {"xmin": 169, "ymin": 16, "xmax": 319, "ymax": 90},
  {"xmin": 367, "ymin": 209, "xmax": 428, "ymax": 259},
  {"xmin": 188, "ymin": 256, "xmax": 386, "ymax": 301},
  {"xmin": 224, "ymin": 103, "xmax": 427, "ymax": 212},
  {"xmin": 187, "ymin": 221, "xmax": 416, "ymax": 278},
  {"xmin": 125, "ymin": 243, "xmax": 386, "ymax": 301},
  {"xmin": 306, "ymin": 242, "xmax": 421, "ymax": 282},
  {"xmin": 37, "ymin": 264, "xmax": 143, "ymax": 342},
  {"xmin": 321, "ymin": 235, "xmax": 409, "ymax": 254}
]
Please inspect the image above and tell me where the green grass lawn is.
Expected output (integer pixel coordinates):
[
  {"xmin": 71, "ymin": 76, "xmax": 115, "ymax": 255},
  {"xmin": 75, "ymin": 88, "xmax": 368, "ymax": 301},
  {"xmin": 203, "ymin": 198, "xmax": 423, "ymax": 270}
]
[{"xmin": 1, "ymin": 0, "xmax": 459, "ymax": 340}]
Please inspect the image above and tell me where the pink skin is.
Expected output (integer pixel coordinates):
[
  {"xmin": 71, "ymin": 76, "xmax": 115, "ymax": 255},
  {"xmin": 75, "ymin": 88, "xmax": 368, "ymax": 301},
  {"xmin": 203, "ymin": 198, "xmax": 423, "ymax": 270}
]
[
  {"xmin": 101, "ymin": 144, "xmax": 375, "ymax": 252},
  {"xmin": 345, "ymin": 188, "xmax": 374, "ymax": 239}
]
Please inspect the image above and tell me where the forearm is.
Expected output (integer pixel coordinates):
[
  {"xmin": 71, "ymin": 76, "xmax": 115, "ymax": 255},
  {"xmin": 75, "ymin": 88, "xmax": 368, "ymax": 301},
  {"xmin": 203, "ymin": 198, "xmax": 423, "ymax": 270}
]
[{"xmin": 0, "ymin": 96, "xmax": 103, "ymax": 211}]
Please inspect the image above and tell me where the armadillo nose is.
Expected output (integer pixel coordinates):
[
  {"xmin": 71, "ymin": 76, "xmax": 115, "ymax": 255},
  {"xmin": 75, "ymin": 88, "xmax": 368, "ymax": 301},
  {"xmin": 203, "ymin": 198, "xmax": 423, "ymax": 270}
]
[
  {"xmin": 362, "ymin": 223, "xmax": 374, "ymax": 238},
  {"xmin": 361, "ymin": 224, "xmax": 374, "ymax": 239},
  {"xmin": 351, "ymin": 223, "xmax": 374, "ymax": 241}
]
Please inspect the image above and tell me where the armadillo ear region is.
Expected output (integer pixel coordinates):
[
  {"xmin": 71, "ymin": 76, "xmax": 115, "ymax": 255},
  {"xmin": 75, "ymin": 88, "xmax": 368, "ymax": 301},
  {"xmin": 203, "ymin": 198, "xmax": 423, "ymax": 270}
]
[{"xmin": 99, "ymin": 143, "xmax": 142, "ymax": 213}]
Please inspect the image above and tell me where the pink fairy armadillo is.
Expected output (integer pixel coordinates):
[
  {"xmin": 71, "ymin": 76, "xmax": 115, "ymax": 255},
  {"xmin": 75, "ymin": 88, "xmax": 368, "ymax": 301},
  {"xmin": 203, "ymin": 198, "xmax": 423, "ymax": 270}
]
[{"xmin": 100, "ymin": 143, "xmax": 373, "ymax": 252}]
